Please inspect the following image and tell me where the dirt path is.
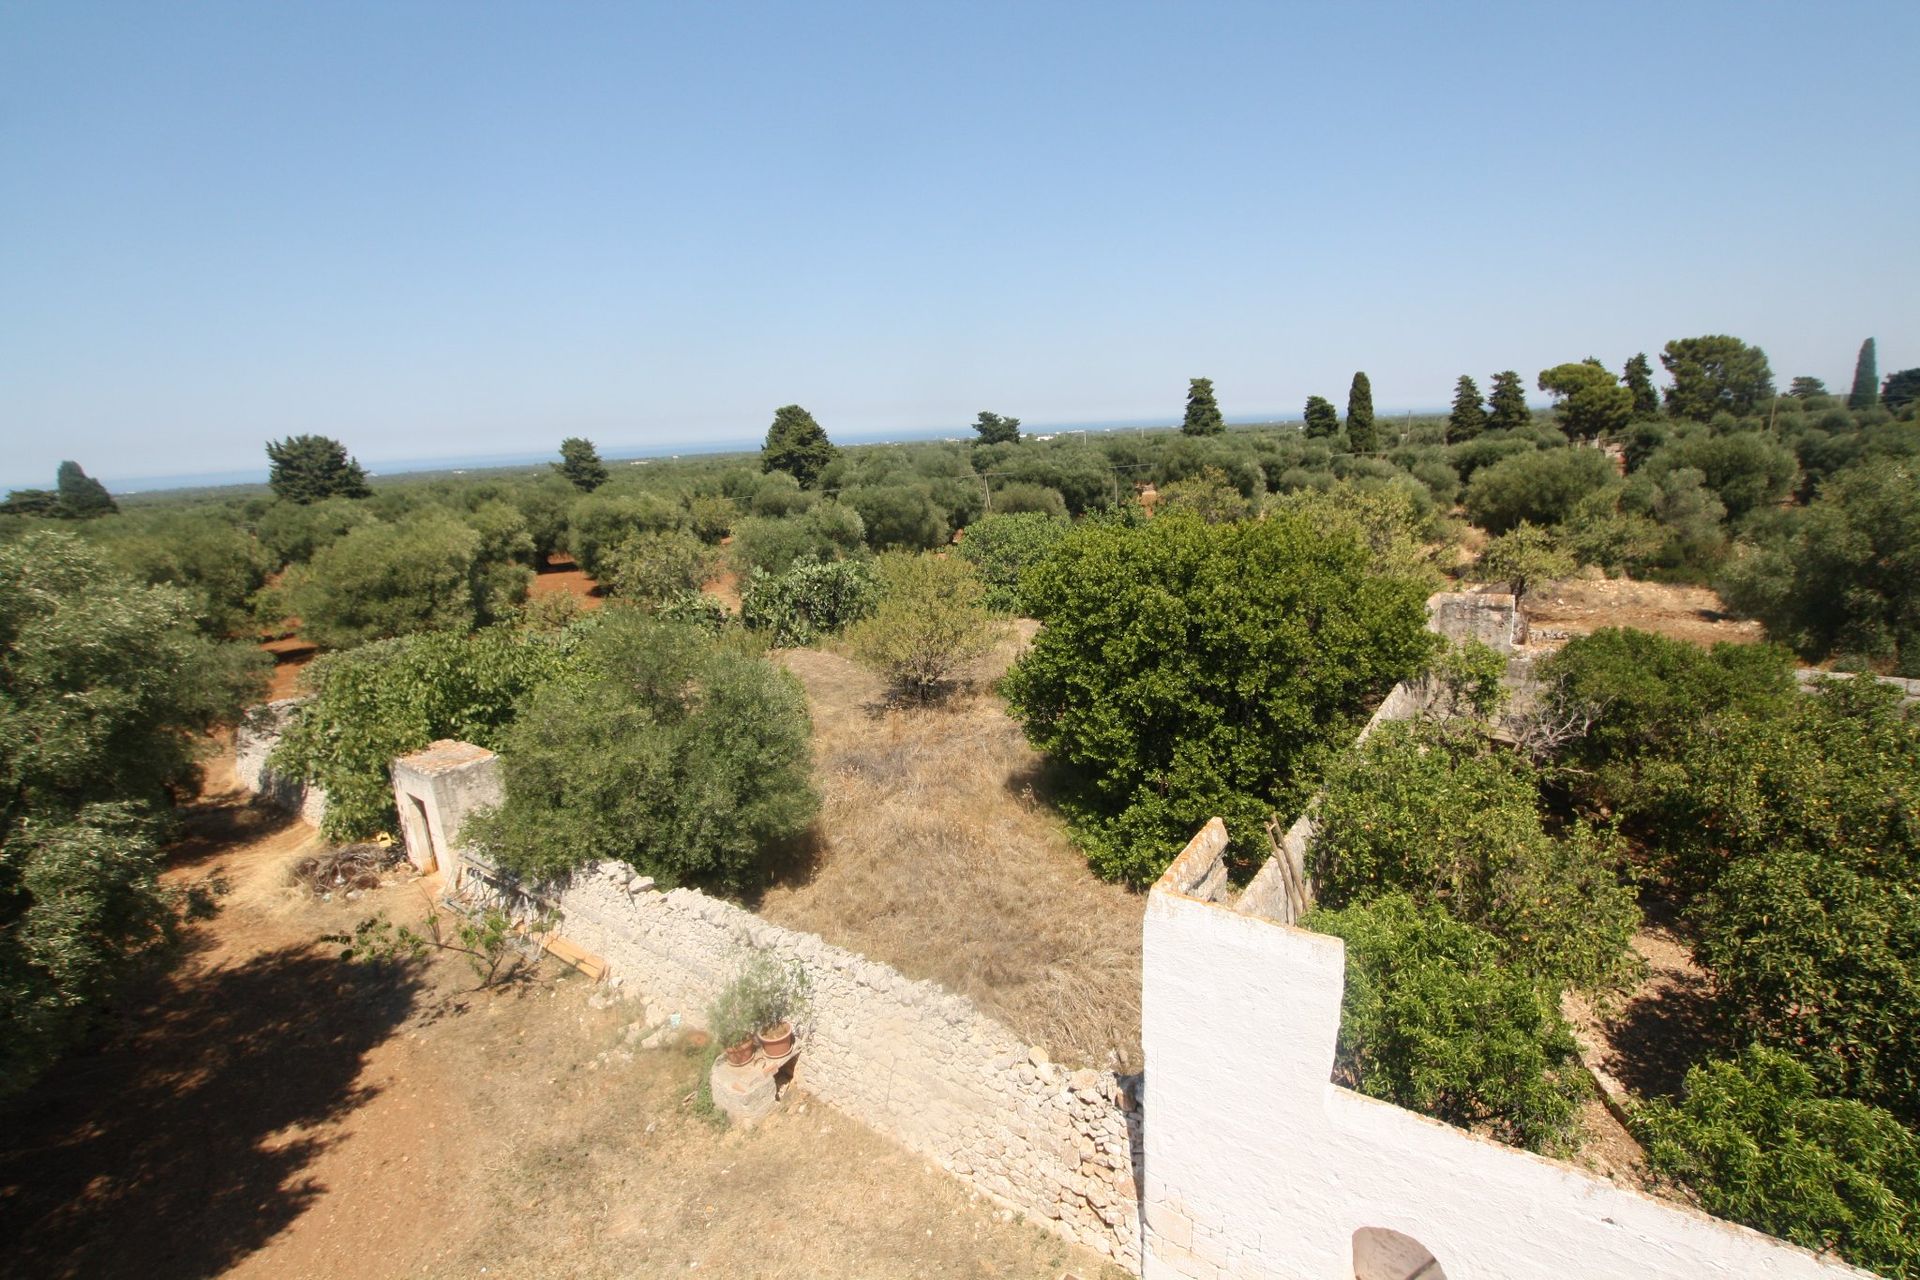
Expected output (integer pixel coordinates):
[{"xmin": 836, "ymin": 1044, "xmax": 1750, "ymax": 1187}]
[
  {"xmin": 1524, "ymin": 577, "xmax": 1762, "ymax": 650},
  {"xmin": 0, "ymin": 753, "xmax": 1123, "ymax": 1280}
]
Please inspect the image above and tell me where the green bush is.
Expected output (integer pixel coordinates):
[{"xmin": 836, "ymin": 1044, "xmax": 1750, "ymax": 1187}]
[
  {"xmin": 84, "ymin": 508, "xmax": 269, "ymax": 638},
  {"xmin": 271, "ymin": 622, "xmax": 576, "ymax": 841},
  {"xmin": 467, "ymin": 613, "xmax": 817, "ymax": 893},
  {"xmin": 1306, "ymin": 894, "xmax": 1588, "ymax": 1154},
  {"xmin": 1717, "ymin": 462, "xmax": 1920, "ymax": 673},
  {"xmin": 1312, "ymin": 720, "xmax": 1639, "ymax": 988},
  {"xmin": 730, "ymin": 504, "xmax": 866, "ymax": 577},
  {"xmin": 1471, "ymin": 521, "xmax": 1575, "ymax": 606},
  {"xmin": 956, "ymin": 512, "xmax": 1070, "ymax": 614},
  {"xmin": 285, "ymin": 510, "xmax": 512, "ymax": 648},
  {"xmin": 1635, "ymin": 1048, "xmax": 1920, "ymax": 1277},
  {"xmin": 1643, "ymin": 431, "xmax": 1798, "ymax": 522},
  {"xmin": 1463, "ymin": 446, "xmax": 1619, "ymax": 533},
  {"xmin": 740, "ymin": 556, "xmax": 877, "ymax": 647},
  {"xmin": 846, "ymin": 552, "xmax": 1003, "ymax": 700},
  {"xmin": 986, "ymin": 482, "xmax": 1067, "ymax": 519},
  {"xmin": 607, "ymin": 529, "xmax": 714, "ymax": 606},
  {"xmin": 1003, "ymin": 509, "xmax": 1435, "ymax": 885},
  {"xmin": 841, "ymin": 484, "xmax": 949, "ymax": 550},
  {"xmin": 566, "ymin": 491, "xmax": 683, "ymax": 578},
  {"xmin": 257, "ymin": 495, "xmax": 378, "ymax": 568}
]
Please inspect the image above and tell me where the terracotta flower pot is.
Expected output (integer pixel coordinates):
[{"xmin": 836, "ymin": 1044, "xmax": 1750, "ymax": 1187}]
[
  {"xmin": 756, "ymin": 1021, "xmax": 795, "ymax": 1059},
  {"xmin": 722, "ymin": 1037, "xmax": 757, "ymax": 1067}
]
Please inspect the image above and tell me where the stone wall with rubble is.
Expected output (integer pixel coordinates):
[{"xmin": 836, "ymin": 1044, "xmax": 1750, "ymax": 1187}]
[
  {"xmin": 233, "ymin": 697, "xmax": 328, "ymax": 827},
  {"xmin": 457, "ymin": 853, "xmax": 1143, "ymax": 1268}
]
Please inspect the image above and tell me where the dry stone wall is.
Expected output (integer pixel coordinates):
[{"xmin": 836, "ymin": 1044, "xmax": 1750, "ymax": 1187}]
[
  {"xmin": 233, "ymin": 698, "xmax": 328, "ymax": 826},
  {"xmin": 458, "ymin": 855, "xmax": 1144, "ymax": 1268}
]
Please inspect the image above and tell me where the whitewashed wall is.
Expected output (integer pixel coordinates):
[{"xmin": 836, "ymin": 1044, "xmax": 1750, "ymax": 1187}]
[{"xmin": 1138, "ymin": 820, "xmax": 1871, "ymax": 1280}]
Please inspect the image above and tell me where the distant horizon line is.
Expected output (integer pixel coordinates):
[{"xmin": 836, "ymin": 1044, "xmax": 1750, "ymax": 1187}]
[{"xmin": 49, "ymin": 406, "xmax": 1460, "ymax": 496}]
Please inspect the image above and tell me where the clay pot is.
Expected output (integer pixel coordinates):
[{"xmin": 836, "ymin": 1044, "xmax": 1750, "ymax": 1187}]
[
  {"xmin": 722, "ymin": 1037, "xmax": 756, "ymax": 1067},
  {"xmin": 756, "ymin": 1021, "xmax": 795, "ymax": 1058}
]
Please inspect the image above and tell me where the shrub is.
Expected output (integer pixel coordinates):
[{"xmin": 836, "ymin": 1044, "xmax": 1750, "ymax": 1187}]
[
  {"xmin": 1306, "ymin": 895, "xmax": 1587, "ymax": 1154},
  {"xmin": 1157, "ymin": 465, "xmax": 1257, "ymax": 523},
  {"xmin": 1717, "ymin": 462, "xmax": 1920, "ymax": 673},
  {"xmin": 271, "ymin": 622, "xmax": 576, "ymax": 841},
  {"xmin": 285, "ymin": 510, "xmax": 505, "ymax": 648},
  {"xmin": 1312, "ymin": 720, "xmax": 1639, "ymax": 988},
  {"xmin": 730, "ymin": 504, "xmax": 866, "ymax": 577},
  {"xmin": 1463, "ymin": 446, "xmax": 1618, "ymax": 533},
  {"xmin": 683, "ymin": 493, "xmax": 737, "ymax": 544},
  {"xmin": 1644, "ymin": 431, "xmax": 1798, "ymax": 522},
  {"xmin": 846, "ymin": 552, "xmax": 1004, "ymax": 701},
  {"xmin": 956, "ymin": 512, "xmax": 1070, "ymax": 614},
  {"xmin": 708, "ymin": 952, "xmax": 813, "ymax": 1048},
  {"xmin": 566, "ymin": 491, "xmax": 683, "ymax": 578},
  {"xmin": 1003, "ymin": 509, "xmax": 1435, "ymax": 885},
  {"xmin": 739, "ymin": 556, "xmax": 877, "ymax": 647},
  {"xmin": 84, "ymin": 508, "xmax": 269, "ymax": 637},
  {"xmin": 606, "ymin": 529, "xmax": 714, "ymax": 606},
  {"xmin": 467, "ymin": 613, "xmax": 817, "ymax": 893},
  {"xmin": 1635, "ymin": 1048, "xmax": 1920, "ymax": 1277},
  {"xmin": 987, "ymin": 482, "xmax": 1068, "ymax": 519},
  {"xmin": 841, "ymin": 483, "xmax": 949, "ymax": 550}
]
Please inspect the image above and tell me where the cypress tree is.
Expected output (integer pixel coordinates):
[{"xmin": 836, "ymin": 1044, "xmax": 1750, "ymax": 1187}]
[
  {"xmin": 1848, "ymin": 338, "xmax": 1879, "ymax": 409},
  {"xmin": 54, "ymin": 461, "xmax": 117, "ymax": 518},
  {"xmin": 1182, "ymin": 378, "xmax": 1225, "ymax": 436},
  {"xmin": 1303, "ymin": 395, "xmax": 1340, "ymax": 438},
  {"xmin": 1487, "ymin": 371, "xmax": 1530, "ymax": 432},
  {"xmin": 1446, "ymin": 376, "xmax": 1487, "ymax": 443},
  {"xmin": 1623, "ymin": 353, "xmax": 1660, "ymax": 419},
  {"xmin": 1345, "ymin": 372, "xmax": 1376, "ymax": 451}
]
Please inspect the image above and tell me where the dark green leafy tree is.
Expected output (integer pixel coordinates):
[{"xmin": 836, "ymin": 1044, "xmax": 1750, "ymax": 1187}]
[
  {"xmin": 271, "ymin": 622, "xmax": 574, "ymax": 841},
  {"xmin": 1717, "ymin": 462, "xmax": 1920, "ymax": 671},
  {"xmin": 761, "ymin": 405, "xmax": 836, "ymax": 488},
  {"xmin": 972, "ymin": 411, "xmax": 1021, "ymax": 445},
  {"xmin": 1002, "ymin": 509, "xmax": 1435, "ymax": 884},
  {"xmin": 1306, "ymin": 894, "xmax": 1588, "ymax": 1154},
  {"xmin": 1788, "ymin": 376, "xmax": 1828, "ymax": 400},
  {"xmin": 265, "ymin": 435, "xmax": 371, "ymax": 504},
  {"xmin": 956, "ymin": 512, "xmax": 1071, "ymax": 613},
  {"xmin": 1487, "ymin": 370, "xmax": 1531, "ymax": 431},
  {"xmin": 1313, "ymin": 719, "xmax": 1639, "ymax": 988},
  {"xmin": 607, "ymin": 529, "xmax": 713, "ymax": 606},
  {"xmin": 467, "ymin": 613, "xmax": 817, "ymax": 894},
  {"xmin": 54, "ymin": 462, "xmax": 116, "ymax": 518},
  {"xmin": 1303, "ymin": 395, "xmax": 1340, "ymax": 439},
  {"xmin": 729, "ymin": 504, "xmax": 867, "ymax": 577},
  {"xmin": 1660, "ymin": 335, "xmax": 1776, "ymax": 421},
  {"xmin": 566, "ymin": 491, "xmax": 684, "ymax": 578},
  {"xmin": 0, "ymin": 489, "xmax": 61, "ymax": 517},
  {"xmin": 1642, "ymin": 431, "xmax": 1797, "ymax": 521},
  {"xmin": 1345, "ymin": 372, "xmax": 1377, "ymax": 451},
  {"xmin": 1462, "ymin": 446, "xmax": 1618, "ymax": 533},
  {"xmin": 1446, "ymin": 376, "xmax": 1487, "ymax": 443},
  {"xmin": 1848, "ymin": 338, "xmax": 1880, "ymax": 410},
  {"xmin": 84, "ymin": 509, "xmax": 271, "ymax": 637},
  {"xmin": 1181, "ymin": 378, "xmax": 1225, "ymax": 436},
  {"xmin": 553, "ymin": 437, "xmax": 609, "ymax": 492},
  {"xmin": 1623, "ymin": 353, "xmax": 1661, "ymax": 419},
  {"xmin": 1883, "ymin": 368, "xmax": 1920, "ymax": 413},
  {"xmin": 1635, "ymin": 1047, "xmax": 1920, "ymax": 1278},
  {"xmin": 1, "ymin": 532, "xmax": 265, "ymax": 1094},
  {"xmin": 1472, "ymin": 521, "xmax": 1576, "ymax": 606},
  {"xmin": 285, "ymin": 510, "xmax": 521, "ymax": 648},
  {"xmin": 1538, "ymin": 360, "xmax": 1633, "ymax": 441}
]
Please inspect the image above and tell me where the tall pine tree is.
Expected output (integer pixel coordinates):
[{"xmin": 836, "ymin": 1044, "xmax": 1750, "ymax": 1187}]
[
  {"xmin": 265, "ymin": 435, "xmax": 371, "ymax": 504},
  {"xmin": 553, "ymin": 437, "xmax": 609, "ymax": 492},
  {"xmin": 1487, "ymin": 371, "xmax": 1530, "ymax": 432},
  {"xmin": 1623, "ymin": 353, "xmax": 1660, "ymax": 419},
  {"xmin": 761, "ymin": 405, "xmax": 836, "ymax": 488},
  {"xmin": 1182, "ymin": 378, "xmax": 1225, "ymax": 435},
  {"xmin": 1849, "ymin": 338, "xmax": 1879, "ymax": 409},
  {"xmin": 1345, "ymin": 372, "xmax": 1376, "ymax": 451},
  {"xmin": 1446, "ymin": 376, "xmax": 1486, "ymax": 443}
]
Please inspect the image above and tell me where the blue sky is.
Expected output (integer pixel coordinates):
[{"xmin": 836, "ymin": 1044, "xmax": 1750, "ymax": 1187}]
[{"xmin": 3, "ymin": 1, "xmax": 1917, "ymax": 489}]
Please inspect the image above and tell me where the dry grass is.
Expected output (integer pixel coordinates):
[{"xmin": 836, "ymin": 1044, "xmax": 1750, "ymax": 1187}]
[{"xmin": 759, "ymin": 624, "xmax": 1145, "ymax": 1070}]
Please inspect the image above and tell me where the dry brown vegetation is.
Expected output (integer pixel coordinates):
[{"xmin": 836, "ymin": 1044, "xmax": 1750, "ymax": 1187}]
[
  {"xmin": 0, "ymin": 750, "xmax": 1124, "ymax": 1280},
  {"xmin": 1522, "ymin": 576, "xmax": 1762, "ymax": 650},
  {"xmin": 760, "ymin": 624, "xmax": 1146, "ymax": 1071}
]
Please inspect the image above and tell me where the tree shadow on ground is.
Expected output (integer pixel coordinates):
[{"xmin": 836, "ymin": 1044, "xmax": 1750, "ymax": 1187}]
[
  {"xmin": 1602, "ymin": 972, "xmax": 1725, "ymax": 1102},
  {"xmin": 0, "ymin": 945, "xmax": 422, "ymax": 1280}
]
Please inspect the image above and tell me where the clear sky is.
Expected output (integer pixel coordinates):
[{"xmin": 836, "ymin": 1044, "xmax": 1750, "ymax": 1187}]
[{"xmin": 3, "ymin": 1, "xmax": 1917, "ymax": 489}]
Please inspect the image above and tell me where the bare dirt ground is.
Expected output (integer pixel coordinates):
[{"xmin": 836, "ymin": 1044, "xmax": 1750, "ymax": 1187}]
[
  {"xmin": 0, "ymin": 751, "xmax": 1124, "ymax": 1280},
  {"xmin": 759, "ymin": 625, "xmax": 1146, "ymax": 1071},
  {"xmin": 529, "ymin": 553, "xmax": 606, "ymax": 612},
  {"xmin": 1524, "ymin": 577, "xmax": 1763, "ymax": 650}
]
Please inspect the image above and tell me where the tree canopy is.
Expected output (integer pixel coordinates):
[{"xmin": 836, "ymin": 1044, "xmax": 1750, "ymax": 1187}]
[
  {"xmin": 761, "ymin": 405, "xmax": 836, "ymax": 488},
  {"xmin": 1660, "ymin": 335, "xmax": 1775, "ymax": 421},
  {"xmin": 1538, "ymin": 359, "xmax": 1632, "ymax": 441},
  {"xmin": 1848, "ymin": 337, "xmax": 1879, "ymax": 410},
  {"xmin": 1303, "ymin": 395, "xmax": 1340, "ymax": 439},
  {"xmin": 1446, "ymin": 376, "xmax": 1486, "ymax": 443},
  {"xmin": 54, "ymin": 462, "xmax": 116, "ymax": 518},
  {"xmin": 1181, "ymin": 378, "xmax": 1225, "ymax": 436},
  {"xmin": 1487, "ymin": 370, "xmax": 1531, "ymax": 431},
  {"xmin": 1623, "ymin": 353, "xmax": 1660, "ymax": 419},
  {"xmin": 1003, "ymin": 508, "xmax": 1435, "ymax": 884},
  {"xmin": 1345, "ymin": 372, "xmax": 1377, "ymax": 451},
  {"xmin": 553, "ymin": 437, "xmax": 610, "ymax": 492},
  {"xmin": 972, "ymin": 411, "xmax": 1021, "ymax": 445},
  {"xmin": 265, "ymin": 435, "xmax": 371, "ymax": 504}
]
